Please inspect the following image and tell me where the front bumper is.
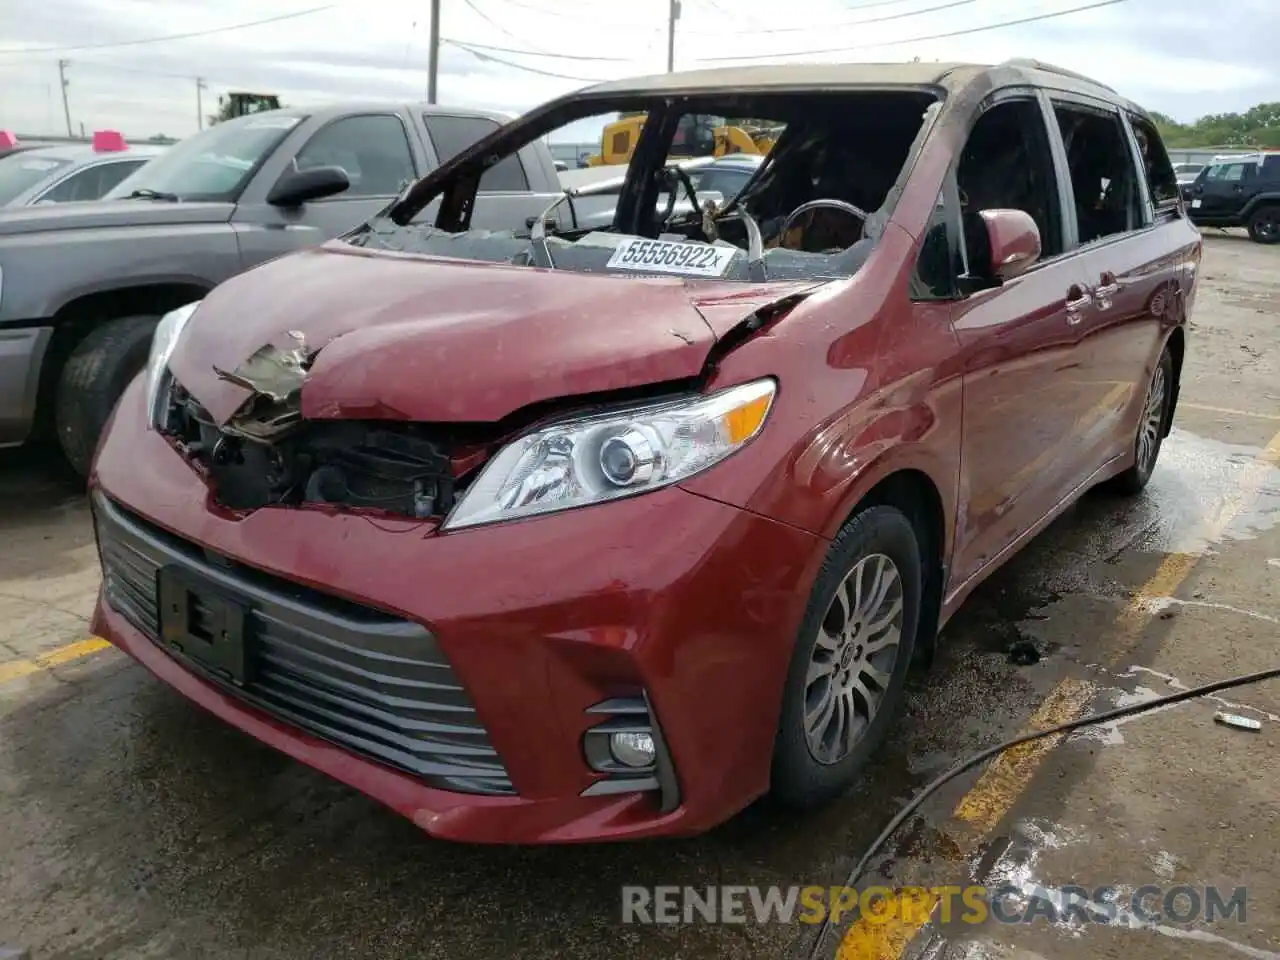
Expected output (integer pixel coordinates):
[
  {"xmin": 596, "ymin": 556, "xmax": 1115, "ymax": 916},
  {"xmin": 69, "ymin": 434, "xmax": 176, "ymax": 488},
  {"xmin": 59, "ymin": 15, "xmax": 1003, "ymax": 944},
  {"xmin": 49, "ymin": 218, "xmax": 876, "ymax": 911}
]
[
  {"xmin": 0, "ymin": 323, "xmax": 52, "ymax": 447},
  {"xmin": 90, "ymin": 379, "xmax": 823, "ymax": 843}
]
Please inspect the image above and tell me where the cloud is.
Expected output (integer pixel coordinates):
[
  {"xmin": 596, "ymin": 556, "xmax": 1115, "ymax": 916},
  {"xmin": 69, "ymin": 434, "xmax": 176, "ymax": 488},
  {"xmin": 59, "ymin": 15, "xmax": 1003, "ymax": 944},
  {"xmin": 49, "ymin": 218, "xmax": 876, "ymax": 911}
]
[{"xmin": 0, "ymin": 0, "xmax": 1275, "ymax": 142}]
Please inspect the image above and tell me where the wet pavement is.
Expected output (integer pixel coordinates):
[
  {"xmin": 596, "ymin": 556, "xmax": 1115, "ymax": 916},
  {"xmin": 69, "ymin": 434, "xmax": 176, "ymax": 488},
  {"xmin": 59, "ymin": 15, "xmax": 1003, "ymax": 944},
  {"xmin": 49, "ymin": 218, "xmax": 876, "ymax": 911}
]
[{"xmin": 1, "ymin": 232, "xmax": 1278, "ymax": 960}]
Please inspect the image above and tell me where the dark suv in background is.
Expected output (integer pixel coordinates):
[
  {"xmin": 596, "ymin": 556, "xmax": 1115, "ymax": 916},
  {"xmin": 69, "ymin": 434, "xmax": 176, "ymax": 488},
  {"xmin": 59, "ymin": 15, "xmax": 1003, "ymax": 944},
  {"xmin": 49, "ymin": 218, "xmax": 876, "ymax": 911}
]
[{"xmin": 1183, "ymin": 151, "xmax": 1280, "ymax": 242}]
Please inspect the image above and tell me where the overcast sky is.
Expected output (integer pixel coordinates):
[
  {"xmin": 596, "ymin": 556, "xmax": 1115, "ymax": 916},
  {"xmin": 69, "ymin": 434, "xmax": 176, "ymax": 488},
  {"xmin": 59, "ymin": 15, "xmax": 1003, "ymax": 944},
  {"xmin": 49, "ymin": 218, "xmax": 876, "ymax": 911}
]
[{"xmin": 0, "ymin": 0, "xmax": 1275, "ymax": 143}]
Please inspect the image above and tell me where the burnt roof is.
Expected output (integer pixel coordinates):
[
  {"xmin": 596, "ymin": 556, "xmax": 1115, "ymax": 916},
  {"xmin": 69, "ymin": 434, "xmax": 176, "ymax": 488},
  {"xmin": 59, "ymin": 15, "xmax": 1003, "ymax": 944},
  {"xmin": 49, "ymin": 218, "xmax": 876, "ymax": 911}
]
[{"xmin": 575, "ymin": 58, "xmax": 1138, "ymax": 112}]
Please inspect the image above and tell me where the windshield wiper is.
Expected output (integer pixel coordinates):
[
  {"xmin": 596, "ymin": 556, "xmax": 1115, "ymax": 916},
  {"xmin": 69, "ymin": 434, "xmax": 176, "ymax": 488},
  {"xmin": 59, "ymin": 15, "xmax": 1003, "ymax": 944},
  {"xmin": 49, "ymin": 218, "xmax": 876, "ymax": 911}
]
[{"xmin": 125, "ymin": 188, "xmax": 180, "ymax": 202}]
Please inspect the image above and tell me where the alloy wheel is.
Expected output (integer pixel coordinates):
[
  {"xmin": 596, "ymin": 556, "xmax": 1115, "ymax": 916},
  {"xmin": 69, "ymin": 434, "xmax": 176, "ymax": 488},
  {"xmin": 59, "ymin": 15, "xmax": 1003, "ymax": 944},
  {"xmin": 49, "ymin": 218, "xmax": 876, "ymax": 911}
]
[
  {"xmin": 1137, "ymin": 364, "xmax": 1167, "ymax": 475},
  {"xmin": 804, "ymin": 553, "xmax": 904, "ymax": 765}
]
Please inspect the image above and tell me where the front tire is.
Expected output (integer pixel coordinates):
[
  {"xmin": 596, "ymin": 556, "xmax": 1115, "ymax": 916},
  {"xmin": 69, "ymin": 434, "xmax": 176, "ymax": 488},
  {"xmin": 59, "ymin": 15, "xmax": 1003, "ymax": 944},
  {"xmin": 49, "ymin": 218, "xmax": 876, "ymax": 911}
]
[
  {"xmin": 1247, "ymin": 205, "xmax": 1280, "ymax": 244},
  {"xmin": 55, "ymin": 315, "xmax": 158, "ymax": 478},
  {"xmin": 771, "ymin": 505, "xmax": 921, "ymax": 809},
  {"xmin": 1107, "ymin": 345, "xmax": 1174, "ymax": 496}
]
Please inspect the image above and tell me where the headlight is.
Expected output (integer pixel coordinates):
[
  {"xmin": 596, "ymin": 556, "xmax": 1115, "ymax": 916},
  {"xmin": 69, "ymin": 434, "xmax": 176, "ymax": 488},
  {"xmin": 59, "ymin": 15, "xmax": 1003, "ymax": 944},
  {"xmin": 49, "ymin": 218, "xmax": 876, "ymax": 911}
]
[
  {"xmin": 144, "ymin": 301, "xmax": 201, "ymax": 427},
  {"xmin": 443, "ymin": 378, "xmax": 775, "ymax": 531}
]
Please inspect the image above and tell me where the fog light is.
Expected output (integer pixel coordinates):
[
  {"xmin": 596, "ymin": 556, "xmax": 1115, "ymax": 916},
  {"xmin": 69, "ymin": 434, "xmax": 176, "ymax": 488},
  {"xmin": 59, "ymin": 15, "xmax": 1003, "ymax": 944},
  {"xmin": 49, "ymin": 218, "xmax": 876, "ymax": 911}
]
[{"xmin": 609, "ymin": 731, "xmax": 656, "ymax": 768}]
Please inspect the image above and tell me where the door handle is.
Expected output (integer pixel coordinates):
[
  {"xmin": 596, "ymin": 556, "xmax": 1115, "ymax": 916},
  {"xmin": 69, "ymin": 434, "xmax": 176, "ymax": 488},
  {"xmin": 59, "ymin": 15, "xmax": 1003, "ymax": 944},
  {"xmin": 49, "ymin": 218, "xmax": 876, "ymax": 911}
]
[
  {"xmin": 1095, "ymin": 271, "xmax": 1120, "ymax": 308},
  {"xmin": 1066, "ymin": 285, "xmax": 1091, "ymax": 324}
]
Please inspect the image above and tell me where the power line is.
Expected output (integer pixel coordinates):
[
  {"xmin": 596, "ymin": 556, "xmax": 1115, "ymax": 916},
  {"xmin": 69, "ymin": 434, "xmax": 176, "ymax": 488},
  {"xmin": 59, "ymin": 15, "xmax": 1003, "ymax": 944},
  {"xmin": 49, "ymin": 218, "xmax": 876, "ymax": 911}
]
[
  {"xmin": 683, "ymin": 0, "xmax": 979, "ymax": 36},
  {"xmin": 443, "ymin": 38, "xmax": 633, "ymax": 61},
  {"xmin": 0, "ymin": 4, "xmax": 341, "ymax": 57},
  {"xmin": 481, "ymin": 0, "xmax": 662, "ymax": 28},
  {"xmin": 696, "ymin": 0, "xmax": 1133, "ymax": 60},
  {"xmin": 458, "ymin": 0, "xmax": 560, "ymax": 54},
  {"xmin": 445, "ymin": 39, "xmax": 610, "ymax": 82}
]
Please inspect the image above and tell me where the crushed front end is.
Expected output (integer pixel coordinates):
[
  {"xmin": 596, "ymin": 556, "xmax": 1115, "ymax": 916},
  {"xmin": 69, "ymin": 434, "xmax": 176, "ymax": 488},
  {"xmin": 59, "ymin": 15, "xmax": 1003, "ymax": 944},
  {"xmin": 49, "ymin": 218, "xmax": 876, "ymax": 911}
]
[{"xmin": 89, "ymin": 291, "xmax": 822, "ymax": 843}]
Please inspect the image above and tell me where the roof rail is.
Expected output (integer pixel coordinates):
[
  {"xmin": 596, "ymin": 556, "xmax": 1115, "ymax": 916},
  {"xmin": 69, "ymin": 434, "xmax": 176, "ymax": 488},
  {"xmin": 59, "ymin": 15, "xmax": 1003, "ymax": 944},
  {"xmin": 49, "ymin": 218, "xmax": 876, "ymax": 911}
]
[{"xmin": 998, "ymin": 58, "xmax": 1115, "ymax": 92}]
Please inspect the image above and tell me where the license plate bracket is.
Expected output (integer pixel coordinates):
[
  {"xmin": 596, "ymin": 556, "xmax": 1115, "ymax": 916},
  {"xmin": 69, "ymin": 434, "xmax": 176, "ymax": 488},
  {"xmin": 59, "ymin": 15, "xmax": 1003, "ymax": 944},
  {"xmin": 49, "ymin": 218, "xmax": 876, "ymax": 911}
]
[{"xmin": 157, "ymin": 565, "xmax": 253, "ymax": 686}]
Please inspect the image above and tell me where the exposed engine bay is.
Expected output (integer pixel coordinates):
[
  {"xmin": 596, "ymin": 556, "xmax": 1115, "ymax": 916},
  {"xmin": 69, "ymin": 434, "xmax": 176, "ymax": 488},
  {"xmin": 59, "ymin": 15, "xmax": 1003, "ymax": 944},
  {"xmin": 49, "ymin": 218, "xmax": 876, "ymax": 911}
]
[
  {"xmin": 162, "ymin": 377, "xmax": 464, "ymax": 518},
  {"xmin": 350, "ymin": 90, "xmax": 940, "ymax": 283}
]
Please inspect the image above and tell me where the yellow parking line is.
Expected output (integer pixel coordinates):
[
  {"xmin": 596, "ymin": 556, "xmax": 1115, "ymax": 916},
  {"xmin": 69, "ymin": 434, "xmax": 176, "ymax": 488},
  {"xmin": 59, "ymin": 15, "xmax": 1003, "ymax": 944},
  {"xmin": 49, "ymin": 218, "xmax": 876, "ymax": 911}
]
[
  {"xmin": 0, "ymin": 637, "xmax": 112, "ymax": 685},
  {"xmin": 837, "ymin": 427, "xmax": 1280, "ymax": 959},
  {"xmin": 1181, "ymin": 402, "xmax": 1280, "ymax": 422}
]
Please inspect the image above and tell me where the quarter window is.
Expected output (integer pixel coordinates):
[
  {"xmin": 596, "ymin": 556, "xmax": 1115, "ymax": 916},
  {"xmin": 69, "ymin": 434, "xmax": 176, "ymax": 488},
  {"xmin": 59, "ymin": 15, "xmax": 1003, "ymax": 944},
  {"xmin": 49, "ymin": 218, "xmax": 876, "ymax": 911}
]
[
  {"xmin": 422, "ymin": 114, "xmax": 530, "ymax": 192},
  {"xmin": 1052, "ymin": 102, "xmax": 1145, "ymax": 243},
  {"xmin": 294, "ymin": 115, "xmax": 416, "ymax": 198}
]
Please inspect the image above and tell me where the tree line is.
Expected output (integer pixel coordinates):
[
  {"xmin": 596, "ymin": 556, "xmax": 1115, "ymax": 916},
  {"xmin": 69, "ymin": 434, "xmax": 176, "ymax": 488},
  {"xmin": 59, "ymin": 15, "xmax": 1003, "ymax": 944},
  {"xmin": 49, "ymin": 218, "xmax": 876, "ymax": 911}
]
[{"xmin": 1151, "ymin": 102, "xmax": 1280, "ymax": 149}]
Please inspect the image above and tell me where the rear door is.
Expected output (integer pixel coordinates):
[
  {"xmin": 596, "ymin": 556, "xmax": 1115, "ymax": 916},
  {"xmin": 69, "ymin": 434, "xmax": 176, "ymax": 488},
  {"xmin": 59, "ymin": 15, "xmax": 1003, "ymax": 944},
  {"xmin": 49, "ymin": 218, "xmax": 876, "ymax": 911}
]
[
  {"xmin": 1040, "ymin": 94, "xmax": 1182, "ymax": 483},
  {"xmin": 1191, "ymin": 158, "xmax": 1255, "ymax": 220}
]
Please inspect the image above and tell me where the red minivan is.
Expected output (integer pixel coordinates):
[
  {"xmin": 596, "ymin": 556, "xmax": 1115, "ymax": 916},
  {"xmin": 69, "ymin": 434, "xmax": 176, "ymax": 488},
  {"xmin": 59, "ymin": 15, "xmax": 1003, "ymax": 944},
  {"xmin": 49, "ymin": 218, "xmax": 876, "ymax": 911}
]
[{"xmin": 89, "ymin": 60, "xmax": 1201, "ymax": 843}]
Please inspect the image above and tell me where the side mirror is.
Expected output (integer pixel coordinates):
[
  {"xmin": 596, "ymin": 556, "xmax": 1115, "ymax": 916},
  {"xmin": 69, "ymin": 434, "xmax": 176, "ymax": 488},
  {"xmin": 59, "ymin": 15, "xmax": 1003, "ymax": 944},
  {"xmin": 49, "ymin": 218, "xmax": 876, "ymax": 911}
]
[
  {"xmin": 267, "ymin": 165, "xmax": 350, "ymax": 207},
  {"xmin": 980, "ymin": 208, "xmax": 1041, "ymax": 281}
]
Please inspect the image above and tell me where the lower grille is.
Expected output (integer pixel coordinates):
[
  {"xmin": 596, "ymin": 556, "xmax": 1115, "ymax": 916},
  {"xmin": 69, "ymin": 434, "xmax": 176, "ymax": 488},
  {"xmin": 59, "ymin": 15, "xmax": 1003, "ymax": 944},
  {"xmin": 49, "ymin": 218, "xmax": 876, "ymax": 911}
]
[{"xmin": 91, "ymin": 492, "xmax": 513, "ymax": 795}]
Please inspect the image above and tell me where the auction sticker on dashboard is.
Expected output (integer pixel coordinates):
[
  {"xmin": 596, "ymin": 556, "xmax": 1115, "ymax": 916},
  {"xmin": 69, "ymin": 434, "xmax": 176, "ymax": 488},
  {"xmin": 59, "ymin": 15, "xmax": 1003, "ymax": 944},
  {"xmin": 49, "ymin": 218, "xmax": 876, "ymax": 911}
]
[{"xmin": 606, "ymin": 238, "xmax": 736, "ymax": 277}]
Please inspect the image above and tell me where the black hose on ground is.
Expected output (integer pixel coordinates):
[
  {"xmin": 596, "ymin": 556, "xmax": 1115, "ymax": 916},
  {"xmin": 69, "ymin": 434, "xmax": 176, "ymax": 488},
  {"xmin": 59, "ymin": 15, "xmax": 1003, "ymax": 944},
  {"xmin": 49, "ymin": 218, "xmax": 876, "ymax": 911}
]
[{"xmin": 805, "ymin": 664, "xmax": 1280, "ymax": 959}]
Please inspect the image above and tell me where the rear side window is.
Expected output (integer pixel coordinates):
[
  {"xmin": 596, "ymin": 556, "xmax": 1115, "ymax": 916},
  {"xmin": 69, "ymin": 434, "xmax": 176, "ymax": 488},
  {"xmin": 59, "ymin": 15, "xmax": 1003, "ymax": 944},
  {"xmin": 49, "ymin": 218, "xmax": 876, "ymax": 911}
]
[
  {"xmin": 39, "ymin": 159, "xmax": 146, "ymax": 203},
  {"xmin": 1052, "ymin": 101, "xmax": 1145, "ymax": 244},
  {"xmin": 1263, "ymin": 155, "xmax": 1280, "ymax": 179},
  {"xmin": 1126, "ymin": 114, "xmax": 1179, "ymax": 210},
  {"xmin": 1206, "ymin": 161, "xmax": 1252, "ymax": 182},
  {"xmin": 422, "ymin": 114, "xmax": 529, "ymax": 192}
]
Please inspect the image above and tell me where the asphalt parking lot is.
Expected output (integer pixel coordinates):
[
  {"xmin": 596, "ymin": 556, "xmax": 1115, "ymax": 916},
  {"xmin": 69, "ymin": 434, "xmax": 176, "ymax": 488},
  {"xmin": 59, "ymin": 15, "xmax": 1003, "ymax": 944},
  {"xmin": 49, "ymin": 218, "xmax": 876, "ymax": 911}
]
[{"xmin": 1, "ymin": 231, "xmax": 1278, "ymax": 960}]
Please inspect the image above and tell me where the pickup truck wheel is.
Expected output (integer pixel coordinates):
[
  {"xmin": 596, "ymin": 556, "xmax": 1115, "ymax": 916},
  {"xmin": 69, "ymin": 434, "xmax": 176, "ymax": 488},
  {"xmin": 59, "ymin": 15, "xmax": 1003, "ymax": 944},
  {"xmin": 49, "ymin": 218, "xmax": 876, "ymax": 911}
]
[
  {"xmin": 1105, "ymin": 345, "xmax": 1174, "ymax": 496},
  {"xmin": 55, "ymin": 315, "xmax": 159, "ymax": 477},
  {"xmin": 771, "ymin": 505, "xmax": 921, "ymax": 810},
  {"xmin": 1247, "ymin": 205, "xmax": 1280, "ymax": 244}
]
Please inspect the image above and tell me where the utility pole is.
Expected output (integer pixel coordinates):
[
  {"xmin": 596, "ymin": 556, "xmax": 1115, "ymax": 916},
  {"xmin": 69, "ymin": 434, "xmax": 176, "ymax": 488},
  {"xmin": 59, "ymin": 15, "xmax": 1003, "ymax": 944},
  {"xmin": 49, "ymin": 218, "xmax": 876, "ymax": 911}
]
[
  {"xmin": 426, "ymin": 0, "xmax": 441, "ymax": 105},
  {"xmin": 196, "ymin": 77, "xmax": 207, "ymax": 130},
  {"xmin": 57, "ymin": 59, "xmax": 72, "ymax": 137},
  {"xmin": 666, "ymin": 0, "xmax": 680, "ymax": 72}
]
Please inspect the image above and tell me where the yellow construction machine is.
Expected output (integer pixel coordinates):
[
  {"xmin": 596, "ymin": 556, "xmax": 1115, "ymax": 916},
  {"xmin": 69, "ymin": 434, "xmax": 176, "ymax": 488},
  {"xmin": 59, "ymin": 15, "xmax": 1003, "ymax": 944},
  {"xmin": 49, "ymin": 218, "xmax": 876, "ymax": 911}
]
[{"xmin": 585, "ymin": 113, "xmax": 780, "ymax": 166}]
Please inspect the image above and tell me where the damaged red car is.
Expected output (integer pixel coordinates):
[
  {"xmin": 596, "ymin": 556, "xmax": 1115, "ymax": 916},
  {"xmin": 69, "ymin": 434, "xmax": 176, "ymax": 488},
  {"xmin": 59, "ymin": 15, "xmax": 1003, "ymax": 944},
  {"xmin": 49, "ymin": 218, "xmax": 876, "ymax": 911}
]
[{"xmin": 90, "ymin": 60, "xmax": 1200, "ymax": 843}]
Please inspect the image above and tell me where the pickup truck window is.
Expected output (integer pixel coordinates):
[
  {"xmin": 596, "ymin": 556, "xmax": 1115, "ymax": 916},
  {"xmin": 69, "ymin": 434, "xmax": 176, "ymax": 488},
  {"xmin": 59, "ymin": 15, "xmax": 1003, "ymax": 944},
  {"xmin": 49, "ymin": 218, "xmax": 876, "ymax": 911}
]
[
  {"xmin": 295, "ymin": 115, "xmax": 417, "ymax": 198},
  {"xmin": 0, "ymin": 154, "xmax": 73, "ymax": 205},
  {"xmin": 105, "ymin": 113, "xmax": 304, "ymax": 203},
  {"xmin": 423, "ymin": 114, "xmax": 530, "ymax": 192}
]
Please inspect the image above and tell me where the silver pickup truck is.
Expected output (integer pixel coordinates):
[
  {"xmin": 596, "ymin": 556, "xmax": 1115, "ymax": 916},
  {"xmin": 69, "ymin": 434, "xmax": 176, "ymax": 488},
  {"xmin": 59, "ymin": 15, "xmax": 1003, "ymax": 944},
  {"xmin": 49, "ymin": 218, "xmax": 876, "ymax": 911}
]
[{"xmin": 0, "ymin": 101, "xmax": 570, "ymax": 475}]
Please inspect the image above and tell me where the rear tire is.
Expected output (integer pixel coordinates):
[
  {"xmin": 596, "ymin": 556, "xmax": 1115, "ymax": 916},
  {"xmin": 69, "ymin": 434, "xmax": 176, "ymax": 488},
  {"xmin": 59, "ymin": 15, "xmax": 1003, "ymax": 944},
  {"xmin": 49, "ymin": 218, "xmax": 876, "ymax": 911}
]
[
  {"xmin": 771, "ymin": 505, "xmax": 921, "ymax": 809},
  {"xmin": 55, "ymin": 315, "xmax": 158, "ymax": 478},
  {"xmin": 1106, "ymin": 345, "xmax": 1174, "ymax": 496},
  {"xmin": 1247, "ymin": 205, "xmax": 1280, "ymax": 244}
]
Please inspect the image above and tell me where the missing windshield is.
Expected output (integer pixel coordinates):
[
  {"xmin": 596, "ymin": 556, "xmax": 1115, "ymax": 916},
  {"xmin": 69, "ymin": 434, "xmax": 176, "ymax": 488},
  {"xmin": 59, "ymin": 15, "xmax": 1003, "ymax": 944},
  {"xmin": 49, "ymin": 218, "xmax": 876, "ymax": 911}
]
[{"xmin": 349, "ymin": 90, "xmax": 940, "ymax": 283}]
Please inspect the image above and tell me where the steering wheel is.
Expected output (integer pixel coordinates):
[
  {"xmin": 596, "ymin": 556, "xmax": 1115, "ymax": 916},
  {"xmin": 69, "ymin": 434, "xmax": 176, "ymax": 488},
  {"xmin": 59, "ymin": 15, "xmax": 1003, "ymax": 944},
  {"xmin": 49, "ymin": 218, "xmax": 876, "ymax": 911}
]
[
  {"xmin": 658, "ymin": 165, "xmax": 703, "ymax": 226},
  {"xmin": 777, "ymin": 199, "xmax": 870, "ymax": 249}
]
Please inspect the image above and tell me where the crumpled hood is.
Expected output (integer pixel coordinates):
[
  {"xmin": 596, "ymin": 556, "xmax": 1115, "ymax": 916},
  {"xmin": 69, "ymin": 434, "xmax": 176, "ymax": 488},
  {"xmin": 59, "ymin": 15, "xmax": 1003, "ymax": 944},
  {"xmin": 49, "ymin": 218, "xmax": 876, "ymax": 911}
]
[
  {"xmin": 169, "ymin": 242, "xmax": 818, "ymax": 426},
  {"xmin": 0, "ymin": 199, "xmax": 232, "ymax": 236}
]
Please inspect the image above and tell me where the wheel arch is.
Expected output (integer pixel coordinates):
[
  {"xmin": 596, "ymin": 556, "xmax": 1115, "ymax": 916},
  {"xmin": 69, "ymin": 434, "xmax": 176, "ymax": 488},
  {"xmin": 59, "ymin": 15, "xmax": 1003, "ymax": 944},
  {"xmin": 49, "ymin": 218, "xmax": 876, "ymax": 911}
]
[
  {"xmin": 1240, "ymin": 192, "xmax": 1280, "ymax": 220},
  {"xmin": 826, "ymin": 460, "xmax": 952, "ymax": 667},
  {"xmin": 1162, "ymin": 325, "xmax": 1185, "ymax": 438},
  {"xmin": 32, "ymin": 281, "xmax": 210, "ymax": 440}
]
